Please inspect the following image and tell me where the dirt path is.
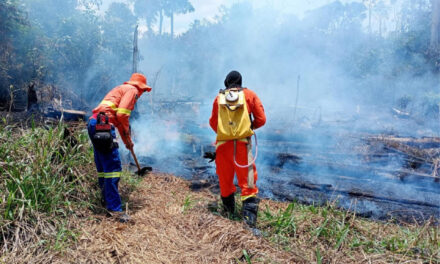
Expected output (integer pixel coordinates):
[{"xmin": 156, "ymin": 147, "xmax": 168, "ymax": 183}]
[{"xmin": 57, "ymin": 173, "xmax": 300, "ymax": 264}]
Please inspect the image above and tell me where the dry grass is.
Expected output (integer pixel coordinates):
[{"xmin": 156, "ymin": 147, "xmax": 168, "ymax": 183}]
[
  {"xmin": 56, "ymin": 174, "xmax": 299, "ymax": 264},
  {"xmin": 53, "ymin": 173, "xmax": 438, "ymax": 264}
]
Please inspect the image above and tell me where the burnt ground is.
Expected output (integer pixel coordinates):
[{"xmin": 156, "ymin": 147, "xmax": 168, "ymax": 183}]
[{"xmin": 133, "ymin": 124, "xmax": 440, "ymax": 225}]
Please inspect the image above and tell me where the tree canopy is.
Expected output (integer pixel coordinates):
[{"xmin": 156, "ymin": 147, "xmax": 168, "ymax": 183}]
[{"xmin": 1, "ymin": 0, "xmax": 440, "ymax": 118}]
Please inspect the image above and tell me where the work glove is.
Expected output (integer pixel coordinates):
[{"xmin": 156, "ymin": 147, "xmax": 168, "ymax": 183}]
[{"xmin": 203, "ymin": 152, "xmax": 216, "ymax": 163}]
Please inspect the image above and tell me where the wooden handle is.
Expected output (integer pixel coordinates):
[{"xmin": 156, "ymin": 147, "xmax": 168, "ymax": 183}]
[{"xmin": 129, "ymin": 147, "xmax": 141, "ymax": 171}]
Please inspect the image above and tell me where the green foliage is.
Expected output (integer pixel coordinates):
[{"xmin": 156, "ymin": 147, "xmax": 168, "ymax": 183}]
[
  {"xmin": 0, "ymin": 0, "xmax": 38, "ymax": 106},
  {"xmin": 0, "ymin": 122, "xmax": 97, "ymax": 253},
  {"xmin": 315, "ymin": 247, "xmax": 322, "ymax": 264},
  {"xmin": 182, "ymin": 194, "xmax": 195, "ymax": 213},
  {"xmin": 22, "ymin": 0, "xmax": 108, "ymax": 104},
  {"xmin": 52, "ymin": 222, "xmax": 79, "ymax": 251},
  {"xmin": 258, "ymin": 201, "xmax": 439, "ymax": 262},
  {"xmin": 0, "ymin": 123, "xmax": 94, "ymax": 219},
  {"xmin": 2, "ymin": 0, "xmax": 440, "ymax": 112},
  {"xmin": 262, "ymin": 203, "xmax": 296, "ymax": 236},
  {"xmin": 1, "ymin": 0, "xmax": 141, "ymax": 109},
  {"xmin": 162, "ymin": 0, "xmax": 194, "ymax": 18},
  {"xmin": 242, "ymin": 249, "xmax": 252, "ymax": 264}
]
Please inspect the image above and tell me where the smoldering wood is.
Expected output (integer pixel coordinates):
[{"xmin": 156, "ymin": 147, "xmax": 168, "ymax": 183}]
[
  {"xmin": 276, "ymin": 153, "xmax": 302, "ymax": 167},
  {"xmin": 272, "ymin": 152, "xmax": 438, "ymax": 181},
  {"xmin": 391, "ymin": 107, "xmax": 410, "ymax": 118},
  {"xmin": 310, "ymin": 159, "xmax": 438, "ymax": 180},
  {"xmin": 278, "ymin": 175, "xmax": 439, "ymax": 208},
  {"xmin": 368, "ymin": 136, "xmax": 440, "ymax": 146},
  {"xmin": 267, "ymin": 162, "xmax": 440, "ymax": 194},
  {"xmin": 45, "ymin": 108, "xmax": 86, "ymax": 121},
  {"xmin": 366, "ymin": 135, "xmax": 440, "ymax": 181},
  {"xmin": 368, "ymin": 136, "xmax": 440, "ymax": 160},
  {"xmin": 3, "ymin": 83, "xmax": 89, "ymax": 122},
  {"xmin": 346, "ymin": 188, "xmax": 439, "ymax": 208}
]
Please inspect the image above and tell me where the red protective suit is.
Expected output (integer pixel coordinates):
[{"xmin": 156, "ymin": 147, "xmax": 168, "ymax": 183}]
[
  {"xmin": 92, "ymin": 84, "xmax": 140, "ymax": 147},
  {"xmin": 92, "ymin": 73, "xmax": 151, "ymax": 147},
  {"xmin": 209, "ymin": 88, "xmax": 266, "ymax": 199}
]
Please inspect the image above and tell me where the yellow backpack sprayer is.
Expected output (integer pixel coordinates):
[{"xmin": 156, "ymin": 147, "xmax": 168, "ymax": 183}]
[{"xmin": 217, "ymin": 88, "xmax": 258, "ymax": 170}]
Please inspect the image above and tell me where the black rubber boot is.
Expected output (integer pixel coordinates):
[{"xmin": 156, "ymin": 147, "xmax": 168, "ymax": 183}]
[
  {"xmin": 242, "ymin": 197, "xmax": 260, "ymax": 228},
  {"xmin": 106, "ymin": 211, "xmax": 131, "ymax": 223},
  {"xmin": 221, "ymin": 194, "xmax": 235, "ymax": 216},
  {"xmin": 118, "ymin": 213, "xmax": 131, "ymax": 223}
]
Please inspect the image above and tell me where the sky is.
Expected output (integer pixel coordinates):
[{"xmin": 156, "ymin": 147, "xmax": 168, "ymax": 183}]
[{"xmin": 100, "ymin": 0, "xmax": 361, "ymax": 35}]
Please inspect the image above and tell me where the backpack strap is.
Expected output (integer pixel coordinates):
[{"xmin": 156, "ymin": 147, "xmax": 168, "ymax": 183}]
[{"xmin": 219, "ymin": 87, "xmax": 244, "ymax": 94}]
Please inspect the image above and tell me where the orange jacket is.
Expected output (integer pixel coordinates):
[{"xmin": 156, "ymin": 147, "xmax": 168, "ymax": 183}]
[
  {"xmin": 93, "ymin": 84, "xmax": 143, "ymax": 146},
  {"xmin": 209, "ymin": 88, "xmax": 266, "ymax": 134}
]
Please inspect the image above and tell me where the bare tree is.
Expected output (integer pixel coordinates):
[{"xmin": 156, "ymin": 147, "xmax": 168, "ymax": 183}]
[
  {"xmin": 133, "ymin": 25, "xmax": 139, "ymax": 73},
  {"xmin": 431, "ymin": 0, "xmax": 440, "ymax": 50},
  {"xmin": 363, "ymin": 0, "xmax": 378, "ymax": 35},
  {"xmin": 163, "ymin": 0, "xmax": 194, "ymax": 37}
]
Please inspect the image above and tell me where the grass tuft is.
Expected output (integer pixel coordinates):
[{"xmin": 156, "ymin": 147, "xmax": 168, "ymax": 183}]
[
  {"xmin": 258, "ymin": 200, "xmax": 440, "ymax": 262},
  {"xmin": 0, "ymin": 121, "xmax": 99, "ymax": 258}
]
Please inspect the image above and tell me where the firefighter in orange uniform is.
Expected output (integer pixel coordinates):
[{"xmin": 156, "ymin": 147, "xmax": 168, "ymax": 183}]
[
  {"xmin": 209, "ymin": 71, "xmax": 266, "ymax": 228},
  {"xmin": 87, "ymin": 73, "xmax": 152, "ymax": 222}
]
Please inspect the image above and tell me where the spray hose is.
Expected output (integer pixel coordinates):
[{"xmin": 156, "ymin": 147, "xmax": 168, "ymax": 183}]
[{"xmin": 233, "ymin": 133, "xmax": 258, "ymax": 168}]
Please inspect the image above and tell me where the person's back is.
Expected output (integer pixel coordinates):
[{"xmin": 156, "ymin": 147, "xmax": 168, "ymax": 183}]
[
  {"xmin": 210, "ymin": 87, "xmax": 266, "ymax": 139},
  {"xmin": 208, "ymin": 70, "xmax": 266, "ymax": 230}
]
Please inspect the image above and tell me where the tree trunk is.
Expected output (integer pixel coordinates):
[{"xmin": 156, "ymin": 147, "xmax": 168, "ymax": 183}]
[
  {"xmin": 132, "ymin": 25, "xmax": 139, "ymax": 73},
  {"xmin": 170, "ymin": 12, "xmax": 174, "ymax": 38},
  {"xmin": 159, "ymin": 9, "xmax": 163, "ymax": 35},
  {"xmin": 146, "ymin": 19, "xmax": 152, "ymax": 33},
  {"xmin": 431, "ymin": 0, "xmax": 440, "ymax": 49},
  {"xmin": 379, "ymin": 17, "xmax": 382, "ymax": 37},
  {"xmin": 368, "ymin": 1, "xmax": 372, "ymax": 34}
]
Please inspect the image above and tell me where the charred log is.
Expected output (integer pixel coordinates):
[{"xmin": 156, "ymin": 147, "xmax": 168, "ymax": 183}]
[
  {"xmin": 346, "ymin": 188, "xmax": 439, "ymax": 208},
  {"xmin": 45, "ymin": 108, "xmax": 85, "ymax": 121},
  {"xmin": 276, "ymin": 153, "xmax": 301, "ymax": 167}
]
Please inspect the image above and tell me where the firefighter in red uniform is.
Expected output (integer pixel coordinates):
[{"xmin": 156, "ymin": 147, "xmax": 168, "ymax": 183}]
[
  {"xmin": 87, "ymin": 73, "xmax": 152, "ymax": 222},
  {"xmin": 208, "ymin": 71, "xmax": 266, "ymax": 229}
]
